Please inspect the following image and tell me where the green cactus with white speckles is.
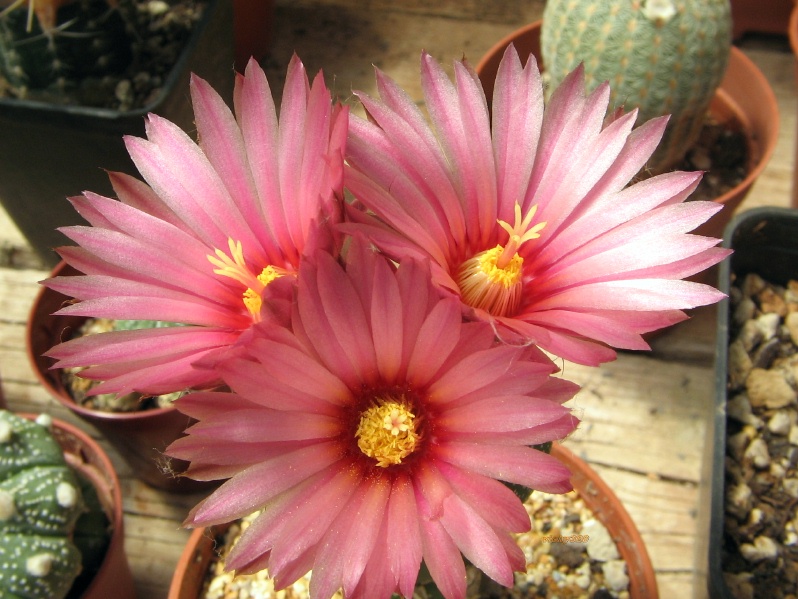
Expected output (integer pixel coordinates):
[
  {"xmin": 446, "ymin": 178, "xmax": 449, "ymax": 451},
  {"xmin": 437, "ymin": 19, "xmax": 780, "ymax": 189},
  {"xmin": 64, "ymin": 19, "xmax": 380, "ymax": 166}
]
[
  {"xmin": 541, "ymin": 0, "xmax": 732, "ymax": 174},
  {"xmin": 0, "ymin": 411, "xmax": 84, "ymax": 599}
]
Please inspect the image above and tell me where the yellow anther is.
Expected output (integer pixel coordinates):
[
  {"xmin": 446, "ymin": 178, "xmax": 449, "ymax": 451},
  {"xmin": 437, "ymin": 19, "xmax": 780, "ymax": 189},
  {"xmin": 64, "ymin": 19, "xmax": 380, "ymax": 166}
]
[
  {"xmin": 455, "ymin": 203, "xmax": 545, "ymax": 316},
  {"xmin": 208, "ymin": 239, "xmax": 287, "ymax": 322},
  {"xmin": 356, "ymin": 399, "xmax": 419, "ymax": 468}
]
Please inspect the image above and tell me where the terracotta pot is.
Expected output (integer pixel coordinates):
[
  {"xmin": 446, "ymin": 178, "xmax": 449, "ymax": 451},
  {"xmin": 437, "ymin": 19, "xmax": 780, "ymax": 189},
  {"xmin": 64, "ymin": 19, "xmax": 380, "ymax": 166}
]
[
  {"xmin": 167, "ymin": 443, "xmax": 658, "ymax": 599},
  {"xmin": 732, "ymin": 0, "xmax": 794, "ymax": 40},
  {"xmin": 789, "ymin": 3, "xmax": 798, "ymax": 208},
  {"xmin": 26, "ymin": 262, "xmax": 213, "ymax": 493},
  {"xmin": 475, "ymin": 21, "xmax": 779, "ymax": 242},
  {"xmin": 233, "ymin": 0, "xmax": 275, "ymax": 71},
  {"xmin": 19, "ymin": 412, "xmax": 135, "ymax": 599}
]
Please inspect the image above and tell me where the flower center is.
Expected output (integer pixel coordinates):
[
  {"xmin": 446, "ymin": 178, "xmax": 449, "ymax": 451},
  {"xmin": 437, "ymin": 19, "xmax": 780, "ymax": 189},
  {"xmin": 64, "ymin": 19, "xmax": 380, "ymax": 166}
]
[
  {"xmin": 456, "ymin": 203, "xmax": 545, "ymax": 317},
  {"xmin": 208, "ymin": 239, "xmax": 287, "ymax": 323},
  {"xmin": 355, "ymin": 397, "xmax": 419, "ymax": 468}
]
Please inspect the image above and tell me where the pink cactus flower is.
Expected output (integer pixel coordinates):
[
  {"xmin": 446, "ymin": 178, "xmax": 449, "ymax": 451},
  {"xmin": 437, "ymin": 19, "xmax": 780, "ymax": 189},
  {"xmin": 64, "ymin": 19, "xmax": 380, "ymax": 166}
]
[
  {"xmin": 43, "ymin": 55, "xmax": 348, "ymax": 396},
  {"xmin": 168, "ymin": 239, "xmax": 580, "ymax": 599},
  {"xmin": 343, "ymin": 46, "xmax": 730, "ymax": 366}
]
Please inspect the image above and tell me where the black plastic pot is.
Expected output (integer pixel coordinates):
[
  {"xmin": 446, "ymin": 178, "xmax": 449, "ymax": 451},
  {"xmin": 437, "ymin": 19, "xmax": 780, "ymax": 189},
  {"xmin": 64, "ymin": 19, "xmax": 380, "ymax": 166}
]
[
  {"xmin": 0, "ymin": 0, "xmax": 233, "ymax": 267},
  {"xmin": 697, "ymin": 206, "xmax": 798, "ymax": 597}
]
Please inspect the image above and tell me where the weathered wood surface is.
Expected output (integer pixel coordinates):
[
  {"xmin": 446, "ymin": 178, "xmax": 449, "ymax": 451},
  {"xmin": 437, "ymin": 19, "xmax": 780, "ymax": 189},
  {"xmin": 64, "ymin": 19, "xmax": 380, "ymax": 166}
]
[{"xmin": 0, "ymin": 2, "xmax": 795, "ymax": 598}]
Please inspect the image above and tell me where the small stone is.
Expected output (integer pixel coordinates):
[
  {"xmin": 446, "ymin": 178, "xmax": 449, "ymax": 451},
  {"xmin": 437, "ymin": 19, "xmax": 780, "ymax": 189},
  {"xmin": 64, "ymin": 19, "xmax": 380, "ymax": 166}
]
[
  {"xmin": 724, "ymin": 571, "xmax": 755, "ymax": 599},
  {"xmin": 757, "ymin": 312, "xmax": 782, "ymax": 341},
  {"xmin": 786, "ymin": 531, "xmax": 798, "ymax": 546},
  {"xmin": 751, "ymin": 338, "xmax": 782, "ymax": 370},
  {"xmin": 584, "ymin": 519, "xmax": 619, "ymax": 561},
  {"xmin": 790, "ymin": 425, "xmax": 798, "ymax": 446},
  {"xmin": 744, "ymin": 438, "xmax": 770, "ymax": 469},
  {"xmin": 771, "ymin": 461, "xmax": 787, "ymax": 479},
  {"xmin": 726, "ymin": 482, "xmax": 753, "ymax": 519},
  {"xmin": 785, "ymin": 478, "xmax": 798, "ymax": 499},
  {"xmin": 733, "ymin": 297, "xmax": 757, "ymax": 327},
  {"xmin": 737, "ymin": 320, "xmax": 764, "ymax": 352},
  {"xmin": 740, "ymin": 535, "xmax": 779, "ymax": 562},
  {"xmin": 115, "ymin": 79, "xmax": 132, "ymax": 104},
  {"xmin": 769, "ymin": 411, "xmax": 792, "ymax": 435},
  {"xmin": 728, "ymin": 430, "xmax": 753, "ymax": 463},
  {"xmin": 147, "ymin": 0, "xmax": 170, "ymax": 15},
  {"xmin": 742, "ymin": 273, "xmax": 767, "ymax": 298},
  {"xmin": 746, "ymin": 368, "xmax": 796, "ymax": 409},
  {"xmin": 728, "ymin": 394, "xmax": 755, "ymax": 425},
  {"xmin": 729, "ymin": 340, "xmax": 753, "ymax": 390},
  {"xmin": 574, "ymin": 561, "xmax": 591, "ymax": 589},
  {"xmin": 602, "ymin": 559, "xmax": 630, "ymax": 592},
  {"xmin": 787, "ymin": 312, "xmax": 798, "ymax": 346},
  {"xmin": 760, "ymin": 287, "xmax": 788, "ymax": 317},
  {"xmin": 549, "ymin": 542, "xmax": 585, "ymax": 569}
]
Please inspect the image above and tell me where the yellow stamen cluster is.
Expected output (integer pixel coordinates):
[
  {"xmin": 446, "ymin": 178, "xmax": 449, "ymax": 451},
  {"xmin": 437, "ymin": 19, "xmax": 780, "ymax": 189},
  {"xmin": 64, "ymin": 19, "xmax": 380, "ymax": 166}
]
[
  {"xmin": 456, "ymin": 203, "xmax": 546, "ymax": 317},
  {"xmin": 355, "ymin": 399, "xmax": 419, "ymax": 468},
  {"xmin": 208, "ymin": 239, "xmax": 285, "ymax": 322}
]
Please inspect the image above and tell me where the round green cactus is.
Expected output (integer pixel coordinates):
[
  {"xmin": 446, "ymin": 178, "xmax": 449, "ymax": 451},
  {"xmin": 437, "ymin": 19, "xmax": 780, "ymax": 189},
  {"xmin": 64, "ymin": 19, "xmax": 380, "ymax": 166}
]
[
  {"xmin": 0, "ymin": 411, "xmax": 84, "ymax": 599},
  {"xmin": 541, "ymin": 0, "xmax": 732, "ymax": 174}
]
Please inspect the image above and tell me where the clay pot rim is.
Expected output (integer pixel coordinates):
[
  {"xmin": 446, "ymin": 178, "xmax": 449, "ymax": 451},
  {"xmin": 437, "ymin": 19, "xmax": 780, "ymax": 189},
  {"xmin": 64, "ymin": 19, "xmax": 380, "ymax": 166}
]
[
  {"xmin": 473, "ymin": 20, "xmax": 779, "ymax": 215},
  {"xmin": 26, "ymin": 260, "xmax": 181, "ymax": 422},
  {"xmin": 167, "ymin": 442, "xmax": 658, "ymax": 599}
]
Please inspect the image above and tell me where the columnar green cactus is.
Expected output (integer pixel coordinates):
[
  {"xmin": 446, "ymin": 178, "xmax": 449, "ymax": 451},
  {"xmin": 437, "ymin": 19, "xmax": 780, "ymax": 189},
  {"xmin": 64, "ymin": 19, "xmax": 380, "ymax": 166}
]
[
  {"xmin": 541, "ymin": 0, "xmax": 732, "ymax": 174},
  {"xmin": 0, "ymin": 411, "xmax": 84, "ymax": 599}
]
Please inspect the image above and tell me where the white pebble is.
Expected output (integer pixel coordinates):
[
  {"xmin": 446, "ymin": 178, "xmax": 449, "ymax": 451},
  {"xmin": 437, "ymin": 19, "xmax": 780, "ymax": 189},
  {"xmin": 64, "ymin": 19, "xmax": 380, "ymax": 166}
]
[
  {"xmin": 769, "ymin": 411, "xmax": 792, "ymax": 435},
  {"xmin": 602, "ymin": 559, "xmax": 630, "ymax": 592},
  {"xmin": 784, "ymin": 478, "xmax": 798, "ymax": 499},
  {"xmin": 740, "ymin": 536, "xmax": 779, "ymax": 562},
  {"xmin": 744, "ymin": 438, "xmax": 770, "ymax": 469},
  {"xmin": 584, "ymin": 519, "xmax": 619, "ymax": 561}
]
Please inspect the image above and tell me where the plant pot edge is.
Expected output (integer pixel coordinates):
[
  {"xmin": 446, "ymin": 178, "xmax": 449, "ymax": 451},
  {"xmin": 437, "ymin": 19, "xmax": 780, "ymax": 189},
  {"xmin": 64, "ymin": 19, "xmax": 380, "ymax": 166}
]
[
  {"xmin": 25, "ymin": 261, "xmax": 215, "ymax": 493},
  {"xmin": 166, "ymin": 442, "xmax": 658, "ymax": 599},
  {"xmin": 703, "ymin": 205, "xmax": 798, "ymax": 599}
]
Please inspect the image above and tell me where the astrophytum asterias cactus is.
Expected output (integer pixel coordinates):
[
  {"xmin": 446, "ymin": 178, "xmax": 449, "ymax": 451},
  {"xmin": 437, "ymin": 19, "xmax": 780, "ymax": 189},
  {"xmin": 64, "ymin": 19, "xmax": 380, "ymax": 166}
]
[
  {"xmin": 0, "ymin": 411, "xmax": 84, "ymax": 599},
  {"xmin": 541, "ymin": 0, "xmax": 732, "ymax": 174}
]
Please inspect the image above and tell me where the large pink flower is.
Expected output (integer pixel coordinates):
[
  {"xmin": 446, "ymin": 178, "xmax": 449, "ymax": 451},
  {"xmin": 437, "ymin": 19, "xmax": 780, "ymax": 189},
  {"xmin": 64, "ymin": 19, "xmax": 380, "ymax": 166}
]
[
  {"xmin": 344, "ymin": 46, "xmax": 730, "ymax": 366},
  {"xmin": 167, "ymin": 239, "xmax": 580, "ymax": 599},
  {"xmin": 43, "ymin": 56, "xmax": 348, "ymax": 396}
]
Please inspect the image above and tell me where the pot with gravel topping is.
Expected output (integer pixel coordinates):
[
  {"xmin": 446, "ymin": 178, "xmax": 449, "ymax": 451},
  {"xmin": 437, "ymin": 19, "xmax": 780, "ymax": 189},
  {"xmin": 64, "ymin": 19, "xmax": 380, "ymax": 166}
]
[
  {"xmin": 168, "ymin": 444, "xmax": 657, "ymax": 599},
  {"xmin": 700, "ymin": 206, "xmax": 798, "ymax": 598}
]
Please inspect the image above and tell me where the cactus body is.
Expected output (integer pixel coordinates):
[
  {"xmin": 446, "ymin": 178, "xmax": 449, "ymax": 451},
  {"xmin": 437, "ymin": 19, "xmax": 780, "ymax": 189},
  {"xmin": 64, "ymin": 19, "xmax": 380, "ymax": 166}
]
[
  {"xmin": 0, "ymin": 411, "xmax": 85, "ymax": 599},
  {"xmin": 0, "ymin": 0, "xmax": 131, "ymax": 93},
  {"xmin": 541, "ymin": 0, "xmax": 732, "ymax": 174}
]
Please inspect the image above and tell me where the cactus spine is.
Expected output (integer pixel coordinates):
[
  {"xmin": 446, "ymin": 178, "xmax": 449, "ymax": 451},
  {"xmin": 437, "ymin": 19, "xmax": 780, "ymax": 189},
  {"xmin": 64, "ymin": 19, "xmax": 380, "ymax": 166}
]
[
  {"xmin": 541, "ymin": 0, "xmax": 732, "ymax": 174},
  {"xmin": 0, "ymin": 411, "xmax": 84, "ymax": 599}
]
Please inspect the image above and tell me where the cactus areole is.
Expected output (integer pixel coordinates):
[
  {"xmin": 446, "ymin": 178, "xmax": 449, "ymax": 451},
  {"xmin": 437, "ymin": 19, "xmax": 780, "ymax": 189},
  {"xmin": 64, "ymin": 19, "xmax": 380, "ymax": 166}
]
[
  {"xmin": 0, "ymin": 411, "xmax": 84, "ymax": 599},
  {"xmin": 541, "ymin": 0, "xmax": 732, "ymax": 175}
]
